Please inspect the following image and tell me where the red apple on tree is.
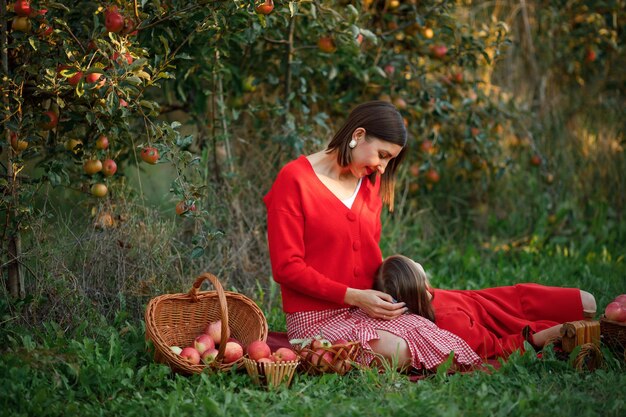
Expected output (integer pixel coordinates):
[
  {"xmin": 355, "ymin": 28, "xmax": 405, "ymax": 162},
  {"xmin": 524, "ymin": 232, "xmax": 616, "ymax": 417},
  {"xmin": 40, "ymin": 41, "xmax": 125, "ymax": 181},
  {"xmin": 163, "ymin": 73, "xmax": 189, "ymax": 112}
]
[
  {"xmin": 175, "ymin": 200, "xmax": 197, "ymax": 216},
  {"xmin": 96, "ymin": 135, "xmax": 109, "ymax": 150},
  {"xmin": 318, "ymin": 36, "xmax": 337, "ymax": 53},
  {"xmin": 104, "ymin": 6, "xmax": 124, "ymax": 33},
  {"xmin": 429, "ymin": 44, "xmax": 448, "ymax": 59},
  {"xmin": 41, "ymin": 111, "xmax": 58, "ymax": 130},
  {"xmin": 86, "ymin": 72, "xmax": 105, "ymax": 88},
  {"xmin": 83, "ymin": 159, "xmax": 103, "ymax": 175},
  {"xmin": 140, "ymin": 147, "xmax": 159, "ymax": 164},
  {"xmin": 68, "ymin": 71, "xmax": 83, "ymax": 86},
  {"xmin": 9, "ymin": 132, "xmax": 28, "ymax": 152},
  {"xmin": 530, "ymin": 154, "xmax": 542, "ymax": 167},
  {"xmin": 90, "ymin": 183, "xmax": 108, "ymax": 198},
  {"xmin": 255, "ymin": 0, "xmax": 274, "ymax": 15},
  {"xmin": 101, "ymin": 159, "xmax": 117, "ymax": 177},
  {"xmin": 425, "ymin": 168, "xmax": 440, "ymax": 184},
  {"xmin": 14, "ymin": 0, "xmax": 32, "ymax": 16}
]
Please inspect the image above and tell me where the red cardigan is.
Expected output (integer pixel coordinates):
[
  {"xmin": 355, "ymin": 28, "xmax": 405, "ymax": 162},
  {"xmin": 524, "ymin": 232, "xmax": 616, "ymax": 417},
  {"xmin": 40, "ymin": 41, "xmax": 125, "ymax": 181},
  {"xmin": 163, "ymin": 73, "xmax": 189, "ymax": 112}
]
[
  {"xmin": 264, "ymin": 156, "xmax": 384, "ymax": 313},
  {"xmin": 431, "ymin": 284, "xmax": 584, "ymax": 358}
]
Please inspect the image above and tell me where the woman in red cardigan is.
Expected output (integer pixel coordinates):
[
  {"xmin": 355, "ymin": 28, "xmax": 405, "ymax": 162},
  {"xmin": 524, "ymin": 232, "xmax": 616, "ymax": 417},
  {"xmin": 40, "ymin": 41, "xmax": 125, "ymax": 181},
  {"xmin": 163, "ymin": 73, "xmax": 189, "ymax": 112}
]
[
  {"xmin": 264, "ymin": 101, "xmax": 482, "ymax": 371},
  {"xmin": 374, "ymin": 254, "xmax": 597, "ymax": 359}
]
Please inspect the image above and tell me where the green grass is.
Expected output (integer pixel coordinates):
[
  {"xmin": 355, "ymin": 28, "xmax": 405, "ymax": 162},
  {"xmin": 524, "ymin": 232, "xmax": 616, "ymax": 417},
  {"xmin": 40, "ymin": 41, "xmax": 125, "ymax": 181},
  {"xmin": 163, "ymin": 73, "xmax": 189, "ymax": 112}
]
[{"xmin": 1, "ymin": 243, "xmax": 625, "ymax": 417}]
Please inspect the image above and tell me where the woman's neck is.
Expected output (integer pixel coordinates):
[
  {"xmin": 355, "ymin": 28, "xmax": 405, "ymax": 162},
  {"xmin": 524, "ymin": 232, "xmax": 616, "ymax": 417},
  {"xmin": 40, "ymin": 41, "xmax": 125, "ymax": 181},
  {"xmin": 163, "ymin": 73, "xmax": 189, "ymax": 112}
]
[{"xmin": 308, "ymin": 151, "xmax": 354, "ymax": 181}]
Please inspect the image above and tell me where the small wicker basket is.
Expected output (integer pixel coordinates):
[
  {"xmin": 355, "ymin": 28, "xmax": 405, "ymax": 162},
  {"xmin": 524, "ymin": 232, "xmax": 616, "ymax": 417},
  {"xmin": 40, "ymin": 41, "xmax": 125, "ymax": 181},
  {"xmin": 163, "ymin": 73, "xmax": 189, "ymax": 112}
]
[
  {"xmin": 600, "ymin": 316, "xmax": 626, "ymax": 349},
  {"xmin": 243, "ymin": 357, "xmax": 300, "ymax": 389},
  {"xmin": 296, "ymin": 342, "xmax": 361, "ymax": 376},
  {"xmin": 145, "ymin": 272, "xmax": 268, "ymax": 375}
]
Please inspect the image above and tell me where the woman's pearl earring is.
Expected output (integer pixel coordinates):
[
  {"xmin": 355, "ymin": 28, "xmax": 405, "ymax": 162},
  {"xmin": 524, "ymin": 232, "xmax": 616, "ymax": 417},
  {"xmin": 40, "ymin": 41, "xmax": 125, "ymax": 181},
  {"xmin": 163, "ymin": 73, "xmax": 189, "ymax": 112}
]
[{"xmin": 349, "ymin": 139, "xmax": 357, "ymax": 149}]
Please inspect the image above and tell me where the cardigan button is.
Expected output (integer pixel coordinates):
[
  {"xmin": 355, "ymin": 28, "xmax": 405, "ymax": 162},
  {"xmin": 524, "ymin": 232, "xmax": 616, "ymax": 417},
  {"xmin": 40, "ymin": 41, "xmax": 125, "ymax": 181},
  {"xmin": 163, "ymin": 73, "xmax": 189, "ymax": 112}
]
[
  {"xmin": 352, "ymin": 241, "xmax": 361, "ymax": 251},
  {"xmin": 346, "ymin": 212, "xmax": 356, "ymax": 221}
]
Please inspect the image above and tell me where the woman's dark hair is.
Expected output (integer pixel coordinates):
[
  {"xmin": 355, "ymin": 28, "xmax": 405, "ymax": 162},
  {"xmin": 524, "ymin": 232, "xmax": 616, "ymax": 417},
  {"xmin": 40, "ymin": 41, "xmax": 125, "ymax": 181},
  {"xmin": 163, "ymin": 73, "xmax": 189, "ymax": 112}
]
[
  {"xmin": 326, "ymin": 101, "xmax": 407, "ymax": 211},
  {"xmin": 374, "ymin": 254, "xmax": 435, "ymax": 322}
]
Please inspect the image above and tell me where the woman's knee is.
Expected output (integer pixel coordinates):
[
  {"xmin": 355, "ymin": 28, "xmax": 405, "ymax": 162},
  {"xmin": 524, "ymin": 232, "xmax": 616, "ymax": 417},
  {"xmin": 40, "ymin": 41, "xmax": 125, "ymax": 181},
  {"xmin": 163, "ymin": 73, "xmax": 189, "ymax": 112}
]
[
  {"xmin": 368, "ymin": 330, "xmax": 411, "ymax": 370},
  {"xmin": 580, "ymin": 290, "xmax": 596, "ymax": 313}
]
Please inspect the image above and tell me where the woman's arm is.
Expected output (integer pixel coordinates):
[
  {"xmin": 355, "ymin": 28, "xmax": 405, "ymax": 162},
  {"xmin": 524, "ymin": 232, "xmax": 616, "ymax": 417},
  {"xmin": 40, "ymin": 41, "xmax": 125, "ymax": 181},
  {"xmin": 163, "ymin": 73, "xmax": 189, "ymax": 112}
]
[{"xmin": 344, "ymin": 288, "xmax": 407, "ymax": 320}]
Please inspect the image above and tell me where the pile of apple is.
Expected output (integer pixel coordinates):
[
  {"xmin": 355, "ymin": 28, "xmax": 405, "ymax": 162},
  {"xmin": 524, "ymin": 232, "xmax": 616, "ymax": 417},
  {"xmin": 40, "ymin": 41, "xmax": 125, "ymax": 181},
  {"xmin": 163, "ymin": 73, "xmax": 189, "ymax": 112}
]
[
  {"xmin": 169, "ymin": 320, "xmax": 244, "ymax": 366},
  {"xmin": 298, "ymin": 336, "xmax": 356, "ymax": 374},
  {"xmin": 604, "ymin": 294, "xmax": 626, "ymax": 323},
  {"xmin": 246, "ymin": 340, "xmax": 298, "ymax": 364}
]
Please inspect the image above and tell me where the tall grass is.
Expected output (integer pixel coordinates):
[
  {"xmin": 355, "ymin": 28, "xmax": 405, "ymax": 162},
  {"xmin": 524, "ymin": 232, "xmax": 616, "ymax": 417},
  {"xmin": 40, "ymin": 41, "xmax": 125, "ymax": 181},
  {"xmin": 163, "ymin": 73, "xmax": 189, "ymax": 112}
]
[{"xmin": 1, "ymin": 242, "xmax": 624, "ymax": 417}]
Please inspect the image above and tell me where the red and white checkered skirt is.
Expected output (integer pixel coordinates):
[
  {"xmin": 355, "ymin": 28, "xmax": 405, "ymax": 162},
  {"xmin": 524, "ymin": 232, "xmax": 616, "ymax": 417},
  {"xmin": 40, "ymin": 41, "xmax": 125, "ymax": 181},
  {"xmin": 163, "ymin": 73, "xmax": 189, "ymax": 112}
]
[{"xmin": 287, "ymin": 308, "xmax": 481, "ymax": 370}]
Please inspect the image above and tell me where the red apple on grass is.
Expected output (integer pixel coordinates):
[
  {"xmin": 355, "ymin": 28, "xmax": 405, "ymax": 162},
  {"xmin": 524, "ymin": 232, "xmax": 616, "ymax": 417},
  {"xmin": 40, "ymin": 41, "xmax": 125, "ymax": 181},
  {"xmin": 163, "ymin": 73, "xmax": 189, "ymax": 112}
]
[
  {"xmin": 247, "ymin": 340, "xmax": 272, "ymax": 361},
  {"xmin": 194, "ymin": 334, "xmax": 215, "ymax": 355},
  {"xmin": 180, "ymin": 347, "xmax": 201, "ymax": 365}
]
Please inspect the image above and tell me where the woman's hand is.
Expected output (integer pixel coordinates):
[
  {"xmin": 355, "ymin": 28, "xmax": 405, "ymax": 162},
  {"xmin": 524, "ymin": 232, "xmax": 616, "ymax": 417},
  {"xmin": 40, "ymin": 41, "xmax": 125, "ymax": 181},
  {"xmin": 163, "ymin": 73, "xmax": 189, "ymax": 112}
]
[{"xmin": 344, "ymin": 288, "xmax": 407, "ymax": 320}]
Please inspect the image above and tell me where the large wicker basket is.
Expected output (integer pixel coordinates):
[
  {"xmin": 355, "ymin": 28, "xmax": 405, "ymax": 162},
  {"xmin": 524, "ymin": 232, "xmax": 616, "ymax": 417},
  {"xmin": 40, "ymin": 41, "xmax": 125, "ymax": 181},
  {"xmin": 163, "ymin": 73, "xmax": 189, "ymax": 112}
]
[{"xmin": 145, "ymin": 272, "xmax": 268, "ymax": 375}]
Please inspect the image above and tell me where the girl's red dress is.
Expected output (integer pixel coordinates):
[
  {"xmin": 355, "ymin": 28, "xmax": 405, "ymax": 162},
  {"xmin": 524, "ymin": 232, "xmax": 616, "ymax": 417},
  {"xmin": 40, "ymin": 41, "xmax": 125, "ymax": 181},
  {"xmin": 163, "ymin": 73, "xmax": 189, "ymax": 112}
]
[{"xmin": 431, "ymin": 284, "xmax": 584, "ymax": 358}]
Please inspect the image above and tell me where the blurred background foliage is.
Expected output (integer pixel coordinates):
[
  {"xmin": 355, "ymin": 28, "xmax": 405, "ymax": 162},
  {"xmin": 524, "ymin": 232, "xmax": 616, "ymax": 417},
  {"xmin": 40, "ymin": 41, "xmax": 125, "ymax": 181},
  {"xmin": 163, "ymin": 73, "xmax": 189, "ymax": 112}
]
[{"xmin": 1, "ymin": 0, "xmax": 624, "ymax": 328}]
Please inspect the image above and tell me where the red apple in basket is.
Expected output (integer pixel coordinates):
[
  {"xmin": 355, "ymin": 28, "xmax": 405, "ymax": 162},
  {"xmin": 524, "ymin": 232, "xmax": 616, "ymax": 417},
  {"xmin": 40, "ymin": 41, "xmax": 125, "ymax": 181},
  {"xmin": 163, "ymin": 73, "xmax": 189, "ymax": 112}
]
[
  {"xmin": 332, "ymin": 338, "xmax": 352, "ymax": 359},
  {"xmin": 257, "ymin": 357, "xmax": 275, "ymax": 364},
  {"xmin": 223, "ymin": 341, "xmax": 244, "ymax": 363},
  {"xmin": 613, "ymin": 294, "xmax": 626, "ymax": 307},
  {"xmin": 170, "ymin": 346, "xmax": 182, "ymax": 355},
  {"xmin": 205, "ymin": 320, "xmax": 230, "ymax": 345},
  {"xmin": 201, "ymin": 348, "xmax": 219, "ymax": 365},
  {"xmin": 194, "ymin": 334, "xmax": 215, "ymax": 354},
  {"xmin": 247, "ymin": 340, "xmax": 272, "ymax": 361},
  {"xmin": 180, "ymin": 347, "xmax": 201, "ymax": 365},
  {"xmin": 271, "ymin": 347, "xmax": 298, "ymax": 363},
  {"xmin": 310, "ymin": 348, "xmax": 333, "ymax": 371},
  {"xmin": 605, "ymin": 302, "xmax": 626, "ymax": 322},
  {"xmin": 311, "ymin": 338, "xmax": 332, "ymax": 350}
]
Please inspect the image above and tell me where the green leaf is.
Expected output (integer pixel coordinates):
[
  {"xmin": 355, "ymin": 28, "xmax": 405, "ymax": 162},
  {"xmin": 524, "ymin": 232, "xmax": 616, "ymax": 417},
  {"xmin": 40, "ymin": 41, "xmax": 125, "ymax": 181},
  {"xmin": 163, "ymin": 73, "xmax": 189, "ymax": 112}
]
[{"xmin": 190, "ymin": 247, "xmax": 204, "ymax": 259}]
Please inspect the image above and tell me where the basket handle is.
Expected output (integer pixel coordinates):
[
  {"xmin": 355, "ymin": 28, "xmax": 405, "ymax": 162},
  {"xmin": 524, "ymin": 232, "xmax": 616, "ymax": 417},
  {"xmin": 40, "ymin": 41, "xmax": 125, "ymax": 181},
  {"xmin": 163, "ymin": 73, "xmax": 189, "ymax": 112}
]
[{"xmin": 188, "ymin": 272, "xmax": 230, "ymax": 362}]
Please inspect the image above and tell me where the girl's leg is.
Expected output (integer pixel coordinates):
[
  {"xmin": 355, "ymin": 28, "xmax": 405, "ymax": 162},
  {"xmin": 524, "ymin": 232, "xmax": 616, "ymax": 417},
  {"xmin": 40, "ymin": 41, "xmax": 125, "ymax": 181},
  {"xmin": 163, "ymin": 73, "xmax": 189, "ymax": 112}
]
[
  {"xmin": 368, "ymin": 330, "xmax": 412, "ymax": 370},
  {"xmin": 530, "ymin": 324, "xmax": 562, "ymax": 347}
]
